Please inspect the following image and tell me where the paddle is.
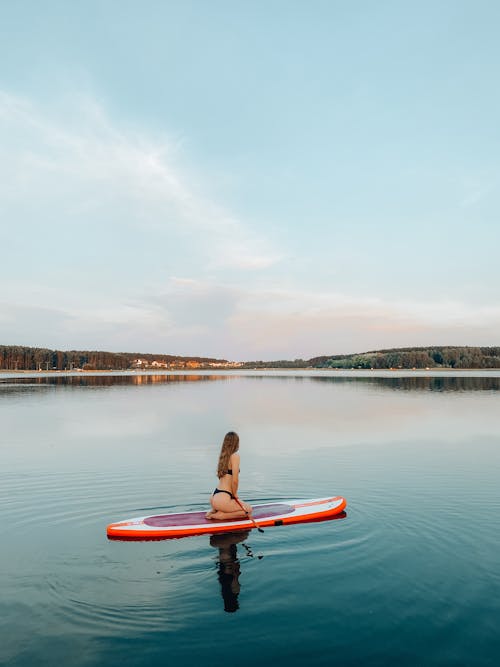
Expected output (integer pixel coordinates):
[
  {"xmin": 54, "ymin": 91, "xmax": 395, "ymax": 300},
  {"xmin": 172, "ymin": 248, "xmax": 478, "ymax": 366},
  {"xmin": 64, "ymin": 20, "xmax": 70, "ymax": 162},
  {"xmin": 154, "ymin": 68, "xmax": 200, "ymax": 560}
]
[{"xmin": 235, "ymin": 497, "xmax": 264, "ymax": 533}]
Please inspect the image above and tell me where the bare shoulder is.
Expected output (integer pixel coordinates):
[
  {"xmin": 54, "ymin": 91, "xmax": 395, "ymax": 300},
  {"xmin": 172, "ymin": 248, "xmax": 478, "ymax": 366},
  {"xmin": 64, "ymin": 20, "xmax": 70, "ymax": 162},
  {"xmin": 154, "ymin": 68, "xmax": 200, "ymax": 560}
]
[{"xmin": 230, "ymin": 452, "xmax": 240, "ymax": 465}]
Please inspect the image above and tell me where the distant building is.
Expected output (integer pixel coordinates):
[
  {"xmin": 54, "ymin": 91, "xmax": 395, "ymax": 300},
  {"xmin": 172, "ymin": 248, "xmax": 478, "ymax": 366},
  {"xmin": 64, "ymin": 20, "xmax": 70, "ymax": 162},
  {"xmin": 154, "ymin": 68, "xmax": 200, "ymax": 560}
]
[{"xmin": 151, "ymin": 360, "xmax": 169, "ymax": 368}]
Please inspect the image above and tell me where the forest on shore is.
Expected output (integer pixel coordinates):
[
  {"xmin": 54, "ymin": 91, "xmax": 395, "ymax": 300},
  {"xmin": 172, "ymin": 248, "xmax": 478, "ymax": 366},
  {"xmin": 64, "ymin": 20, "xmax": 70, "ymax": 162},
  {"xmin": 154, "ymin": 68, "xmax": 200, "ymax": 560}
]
[
  {"xmin": 1, "ymin": 345, "xmax": 500, "ymax": 371},
  {"xmin": 0, "ymin": 346, "xmax": 227, "ymax": 371},
  {"xmin": 243, "ymin": 346, "xmax": 500, "ymax": 369},
  {"xmin": 311, "ymin": 346, "xmax": 500, "ymax": 369}
]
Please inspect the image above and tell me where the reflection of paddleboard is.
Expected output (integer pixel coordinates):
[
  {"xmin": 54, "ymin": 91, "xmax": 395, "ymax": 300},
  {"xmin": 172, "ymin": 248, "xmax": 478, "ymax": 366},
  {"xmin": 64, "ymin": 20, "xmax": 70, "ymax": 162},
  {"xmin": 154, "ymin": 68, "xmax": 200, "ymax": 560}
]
[{"xmin": 107, "ymin": 496, "xmax": 347, "ymax": 540}]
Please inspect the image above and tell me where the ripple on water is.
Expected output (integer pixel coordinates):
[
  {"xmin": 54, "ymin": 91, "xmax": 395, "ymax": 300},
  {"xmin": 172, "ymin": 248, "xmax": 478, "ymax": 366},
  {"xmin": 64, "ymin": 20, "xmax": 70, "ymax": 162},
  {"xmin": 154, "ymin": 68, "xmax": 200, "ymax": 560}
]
[
  {"xmin": 43, "ymin": 542, "xmax": 214, "ymax": 636},
  {"xmin": 46, "ymin": 577, "xmax": 183, "ymax": 635},
  {"xmin": 2, "ymin": 457, "xmax": 499, "ymax": 662},
  {"xmin": 0, "ymin": 467, "xmax": 194, "ymax": 532}
]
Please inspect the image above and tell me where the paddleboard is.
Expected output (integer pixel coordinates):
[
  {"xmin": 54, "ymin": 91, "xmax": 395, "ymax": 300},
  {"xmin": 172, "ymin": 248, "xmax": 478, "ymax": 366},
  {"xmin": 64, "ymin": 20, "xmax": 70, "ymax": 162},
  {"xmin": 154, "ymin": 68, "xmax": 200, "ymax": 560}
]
[{"xmin": 107, "ymin": 495, "xmax": 347, "ymax": 540}]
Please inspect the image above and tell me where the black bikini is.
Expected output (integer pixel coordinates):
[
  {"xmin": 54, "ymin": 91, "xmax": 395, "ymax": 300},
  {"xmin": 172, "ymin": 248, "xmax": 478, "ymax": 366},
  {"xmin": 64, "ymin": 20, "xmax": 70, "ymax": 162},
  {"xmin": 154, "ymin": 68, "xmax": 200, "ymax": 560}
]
[
  {"xmin": 213, "ymin": 488, "xmax": 235, "ymax": 499},
  {"xmin": 213, "ymin": 469, "xmax": 239, "ymax": 499}
]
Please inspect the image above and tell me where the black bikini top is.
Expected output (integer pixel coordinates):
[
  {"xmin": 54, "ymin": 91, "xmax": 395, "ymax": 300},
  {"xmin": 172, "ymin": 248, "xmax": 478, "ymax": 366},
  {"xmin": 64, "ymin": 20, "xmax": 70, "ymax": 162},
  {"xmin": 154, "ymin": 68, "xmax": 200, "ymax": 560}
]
[{"xmin": 226, "ymin": 468, "xmax": 240, "ymax": 475}]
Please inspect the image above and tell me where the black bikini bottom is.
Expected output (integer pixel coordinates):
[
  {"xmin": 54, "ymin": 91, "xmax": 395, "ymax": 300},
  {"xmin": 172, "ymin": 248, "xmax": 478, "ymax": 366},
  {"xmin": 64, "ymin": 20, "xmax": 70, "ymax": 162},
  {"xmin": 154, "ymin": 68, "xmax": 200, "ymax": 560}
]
[{"xmin": 213, "ymin": 488, "xmax": 235, "ymax": 500}]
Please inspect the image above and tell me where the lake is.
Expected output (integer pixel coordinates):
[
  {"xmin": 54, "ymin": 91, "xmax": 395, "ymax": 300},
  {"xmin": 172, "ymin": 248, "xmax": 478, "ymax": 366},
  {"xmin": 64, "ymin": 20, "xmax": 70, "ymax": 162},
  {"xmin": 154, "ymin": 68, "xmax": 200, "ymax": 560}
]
[{"xmin": 1, "ymin": 371, "xmax": 500, "ymax": 666}]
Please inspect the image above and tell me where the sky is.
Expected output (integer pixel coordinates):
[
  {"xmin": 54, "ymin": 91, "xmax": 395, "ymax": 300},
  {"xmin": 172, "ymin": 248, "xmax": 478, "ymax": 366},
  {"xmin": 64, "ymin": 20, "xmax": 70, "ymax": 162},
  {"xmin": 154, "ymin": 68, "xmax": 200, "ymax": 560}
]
[{"xmin": 1, "ymin": 1, "xmax": 499, "ymax": 360}]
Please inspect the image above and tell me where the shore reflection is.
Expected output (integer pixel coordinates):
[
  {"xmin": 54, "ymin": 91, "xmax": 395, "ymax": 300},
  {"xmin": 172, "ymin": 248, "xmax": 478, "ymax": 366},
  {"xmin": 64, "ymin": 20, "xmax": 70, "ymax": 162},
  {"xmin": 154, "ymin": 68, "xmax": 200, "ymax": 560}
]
[
  {"xmin": 0, "ymin": 373, "xmax": 227, "ymax": 388},
  {"xmin": 2, "ymin": 372, "xmax": 499, "ymax": 392},
  {"xmin": 310, "ymin": 375, "xmax": 500, "ymax": 392}
]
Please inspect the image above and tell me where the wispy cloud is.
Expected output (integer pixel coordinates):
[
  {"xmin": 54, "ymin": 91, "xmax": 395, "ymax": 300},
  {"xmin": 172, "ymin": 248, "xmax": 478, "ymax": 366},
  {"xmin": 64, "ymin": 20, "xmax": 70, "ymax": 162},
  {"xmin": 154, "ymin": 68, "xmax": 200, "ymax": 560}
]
[
  {"xmin": 1, "ymin": 90, "xmax": 498, "ymax": 358},
  {"xmin": 223, "ymin": 287, "xmax": 500, "ymax": 357},
  {"xmin": 130, "ymin": 279, "xmax": 500, "ymax": 358},
  {"xmin": 459, "ymin": 176, "xmax": 498, "ymax": 208},
  {"xmin": 3, "ymin": 274, "xmax": 499, "ymax": 357},
  {"xmin": 0, "ymin": 91, "xmax": 281, "ymax": 271}
]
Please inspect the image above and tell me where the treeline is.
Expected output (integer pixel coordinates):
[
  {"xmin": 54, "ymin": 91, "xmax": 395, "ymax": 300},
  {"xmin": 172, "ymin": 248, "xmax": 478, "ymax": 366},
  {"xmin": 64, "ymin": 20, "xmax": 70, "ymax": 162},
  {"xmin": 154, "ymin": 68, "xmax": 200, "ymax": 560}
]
[
  {"xmin": 312, "ymin": 347, "xmax": 500, "ymax": 369},
  {"xmin": 241, "ymin": 359, "xmax": 309, "ymax": 369},
  {"xmin": 2, "ymin": 345, "xmax": 500, "ymax": 371},
  {"xmin": 0, "ymin": 346, "xmax": 226, "ymax": 371}
]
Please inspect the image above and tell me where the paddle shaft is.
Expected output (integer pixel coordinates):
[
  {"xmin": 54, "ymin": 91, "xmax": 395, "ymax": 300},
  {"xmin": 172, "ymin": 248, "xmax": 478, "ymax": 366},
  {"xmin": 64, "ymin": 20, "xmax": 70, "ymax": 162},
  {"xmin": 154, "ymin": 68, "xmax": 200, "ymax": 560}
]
[{"xmin": 235, "ymin": 497, "xmax": 264, "ymax": 533}]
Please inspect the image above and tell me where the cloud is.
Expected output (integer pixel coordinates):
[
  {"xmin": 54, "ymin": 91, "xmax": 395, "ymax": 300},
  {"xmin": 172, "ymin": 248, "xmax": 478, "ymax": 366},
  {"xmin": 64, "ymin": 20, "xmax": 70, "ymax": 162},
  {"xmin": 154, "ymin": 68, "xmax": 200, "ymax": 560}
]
[
  {"xmin": 459, "ymin": 177, "xmax": 498, "ymax": 208},
  {"xmin": 224, "ymin": 286, "xmax": 500, "ymax": 358},
  {"xmin": 0, "ymin": 90, "xmax": 281, "ymax": 271},
  {"xmin": 151, "ymin": 277, "xmax": 238, "ymax": 327},
  {"xmin": 135, "ymin": 279, "xmax": 500, "ymax": 358},
  {"xmin": 2, "ymin": 274, "xmax": 500, "ymax": 357},
  {"xmin": 0, "ymin": 303, "xmax": 75, "ymax": 346},
  {"xmin": 1, "ymin": 90, "xmax": 498, "ymax": 358}
]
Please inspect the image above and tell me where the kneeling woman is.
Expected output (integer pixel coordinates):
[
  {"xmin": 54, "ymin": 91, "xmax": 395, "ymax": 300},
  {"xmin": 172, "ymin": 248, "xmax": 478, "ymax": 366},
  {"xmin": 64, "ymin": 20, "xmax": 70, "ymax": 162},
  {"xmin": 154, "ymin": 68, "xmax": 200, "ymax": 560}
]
[{"xmin": 206, "ymin": 431, "xmax": 252, "ymax": 521}]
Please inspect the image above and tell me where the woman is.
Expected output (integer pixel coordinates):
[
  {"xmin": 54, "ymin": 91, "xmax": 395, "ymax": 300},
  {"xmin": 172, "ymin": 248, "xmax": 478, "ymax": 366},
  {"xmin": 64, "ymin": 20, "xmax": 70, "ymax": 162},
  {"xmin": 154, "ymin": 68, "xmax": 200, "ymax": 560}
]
[{"xmin": 206, "ymin": 431, "xmax": 253, "ymax": 521}]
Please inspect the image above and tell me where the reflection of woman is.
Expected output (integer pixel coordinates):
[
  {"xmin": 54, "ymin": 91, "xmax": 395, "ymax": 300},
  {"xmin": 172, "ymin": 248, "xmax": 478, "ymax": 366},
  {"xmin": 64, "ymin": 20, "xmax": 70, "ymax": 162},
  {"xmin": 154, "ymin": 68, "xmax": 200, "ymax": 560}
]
[
  {"xmin": 206, "ymin": 432, "xmax": 252, "ymax": 521},
  {"xmin": 210, "ymin": 531, "xmax": 249, "ymax": 613}
]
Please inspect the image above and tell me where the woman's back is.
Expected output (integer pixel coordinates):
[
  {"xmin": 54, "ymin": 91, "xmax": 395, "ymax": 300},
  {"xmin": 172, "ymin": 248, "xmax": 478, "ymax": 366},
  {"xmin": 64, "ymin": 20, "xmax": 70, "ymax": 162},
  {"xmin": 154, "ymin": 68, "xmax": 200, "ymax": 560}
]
[{"xmin": 217, "ymin": 452, "xmax": 240, "ymax": 491}]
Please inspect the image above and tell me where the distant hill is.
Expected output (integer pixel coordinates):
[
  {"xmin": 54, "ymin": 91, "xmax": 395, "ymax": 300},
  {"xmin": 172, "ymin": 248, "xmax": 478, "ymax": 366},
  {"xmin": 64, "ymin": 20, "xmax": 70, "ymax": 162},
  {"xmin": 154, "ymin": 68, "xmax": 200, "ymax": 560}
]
[
  {"xmin": 309, "ymin": 346, "xmax": 500, "ymax": 369},
  {"xmin": 243, "ymin": 347, "xmax": 500, "ymax": 369}
]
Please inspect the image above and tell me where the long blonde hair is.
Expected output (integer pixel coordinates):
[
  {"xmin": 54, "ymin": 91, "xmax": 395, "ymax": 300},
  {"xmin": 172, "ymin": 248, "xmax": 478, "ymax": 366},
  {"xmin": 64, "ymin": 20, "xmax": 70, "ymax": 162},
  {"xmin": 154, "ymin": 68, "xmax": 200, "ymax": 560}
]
[{"xmin": 217, "ymin": 431, "xmax": 239, "ymax": 478}]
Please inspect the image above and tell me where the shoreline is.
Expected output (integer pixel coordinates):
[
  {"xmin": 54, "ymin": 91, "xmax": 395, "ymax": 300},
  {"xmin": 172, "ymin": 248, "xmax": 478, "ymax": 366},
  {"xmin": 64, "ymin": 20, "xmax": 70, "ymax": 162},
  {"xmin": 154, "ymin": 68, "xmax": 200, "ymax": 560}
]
[{"xmin": 2, "ymin": 368, "xmax": 500, "ymax": 378}]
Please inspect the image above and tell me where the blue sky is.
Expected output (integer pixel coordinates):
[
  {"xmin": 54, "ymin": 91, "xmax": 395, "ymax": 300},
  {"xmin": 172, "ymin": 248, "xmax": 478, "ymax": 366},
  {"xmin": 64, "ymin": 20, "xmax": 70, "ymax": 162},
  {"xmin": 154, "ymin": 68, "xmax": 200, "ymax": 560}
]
[{"xmin": 1, "ymin": 1, "xmax": 499, "ymax": 359}]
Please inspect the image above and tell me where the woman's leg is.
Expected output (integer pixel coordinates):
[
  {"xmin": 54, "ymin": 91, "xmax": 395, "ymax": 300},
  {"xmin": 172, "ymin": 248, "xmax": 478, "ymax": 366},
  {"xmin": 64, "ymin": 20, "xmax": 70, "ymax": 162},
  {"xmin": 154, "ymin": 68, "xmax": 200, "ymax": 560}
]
[
  {"xmin": 207, "ymin": 494, "xmax": 253, "ymax": 521},
  {"xmin": 237, "ymin": 500, "xmax": 253, "ymax": 514},
  {"xmin": 206, "ymin": 494, "xmax": 219, "ymax": 519}
]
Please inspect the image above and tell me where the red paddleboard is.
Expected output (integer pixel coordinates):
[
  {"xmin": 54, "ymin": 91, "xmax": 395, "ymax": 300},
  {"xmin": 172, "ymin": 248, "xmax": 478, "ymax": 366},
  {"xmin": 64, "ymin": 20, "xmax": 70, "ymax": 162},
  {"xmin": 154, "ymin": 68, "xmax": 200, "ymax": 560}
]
[{"xmin": 107, "ymin": 495, "xmax": 347, "ymax": 540}]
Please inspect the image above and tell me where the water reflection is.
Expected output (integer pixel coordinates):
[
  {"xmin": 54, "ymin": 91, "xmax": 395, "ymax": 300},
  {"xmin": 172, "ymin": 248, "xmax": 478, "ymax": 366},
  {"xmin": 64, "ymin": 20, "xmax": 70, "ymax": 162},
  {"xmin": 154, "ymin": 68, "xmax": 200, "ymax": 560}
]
[
  {"xmin": 309, "ymin": 375, "xmax": 500, "ymax": 392},
  {"xmin": 0, "ymin": 373, "xmax": 227, "ymax": 388},
  {"xmin": 210, "ymin": 531, "xmax": 254, "ymax": 613},
  {"xmin": 208, "ymin": 515, "xmax": 346, "ymax": 613},
  {"xmin": 1, "ymin": 372, "xmax": 499, "ymax": 392}
]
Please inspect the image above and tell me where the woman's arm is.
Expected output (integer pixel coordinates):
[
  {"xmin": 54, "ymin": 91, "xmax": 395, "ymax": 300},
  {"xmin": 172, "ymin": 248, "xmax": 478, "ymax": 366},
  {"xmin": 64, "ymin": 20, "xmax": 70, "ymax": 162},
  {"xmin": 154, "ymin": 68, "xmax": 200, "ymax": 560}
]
[{"xmin": 230, "ymin": 453, "xmax": 240, "ymax": 497}]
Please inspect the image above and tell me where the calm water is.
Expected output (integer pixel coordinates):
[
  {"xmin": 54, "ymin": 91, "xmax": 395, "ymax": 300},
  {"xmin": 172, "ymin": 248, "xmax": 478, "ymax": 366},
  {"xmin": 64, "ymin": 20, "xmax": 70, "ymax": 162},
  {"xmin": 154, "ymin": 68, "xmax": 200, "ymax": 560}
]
[{"xmin": 1, "ymin": 371, "xmax": 500, "ymax": 666}]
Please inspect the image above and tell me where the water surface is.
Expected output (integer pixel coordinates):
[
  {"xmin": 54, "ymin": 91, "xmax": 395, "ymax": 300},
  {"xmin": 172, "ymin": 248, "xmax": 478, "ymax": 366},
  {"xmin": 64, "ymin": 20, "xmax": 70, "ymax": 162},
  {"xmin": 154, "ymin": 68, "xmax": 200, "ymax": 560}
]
[{"xmin": 1, "ymin": 372, "xmax": 499, "ymax": 666}]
